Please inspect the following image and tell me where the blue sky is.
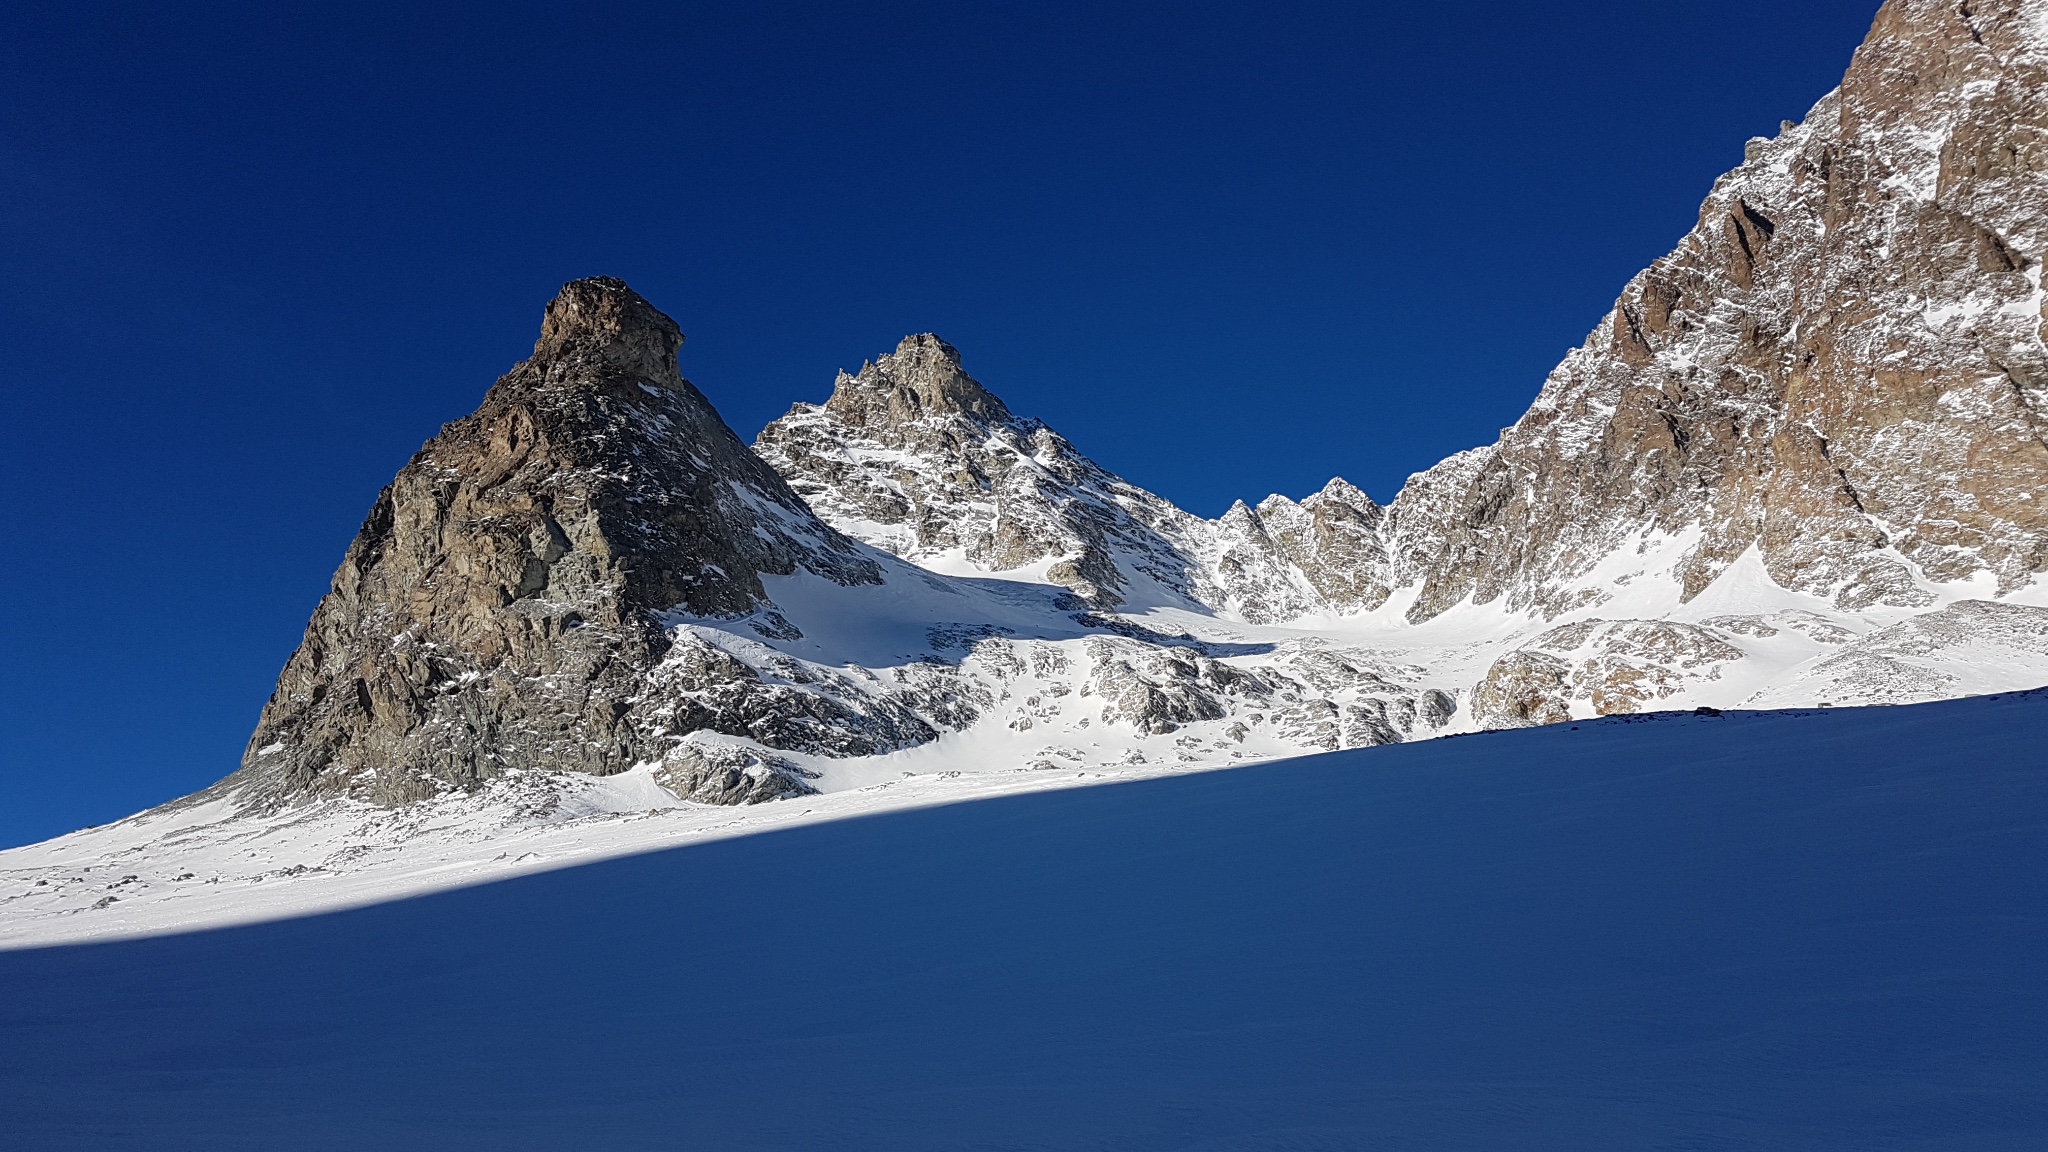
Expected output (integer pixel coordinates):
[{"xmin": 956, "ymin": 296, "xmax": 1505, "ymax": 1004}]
[{"xmin": 0, "ymin": 0, "xmax": 1880, "ymax": 846}]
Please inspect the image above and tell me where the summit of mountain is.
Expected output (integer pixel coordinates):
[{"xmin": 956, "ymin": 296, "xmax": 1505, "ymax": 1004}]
[
  {"xmin": 755, "ymin": 340, "xmax": 1396, "ymax": 621},
  {"xmin": 1385, "ymin": 0, "xmax": 2048, "ymax": 621},
  {"xmin": 225, "ymin": 277, "xmax": 889, "ymax": 807}
]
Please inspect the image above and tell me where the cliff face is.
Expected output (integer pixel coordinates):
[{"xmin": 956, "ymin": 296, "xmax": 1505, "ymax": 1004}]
[
  {"xmin": 1391, "ymin": 0, "xmax": 2048, "ymax": 622},
  {"xmin": 231, "ymin": 279, "xmax": 882, "ymax": 806}
]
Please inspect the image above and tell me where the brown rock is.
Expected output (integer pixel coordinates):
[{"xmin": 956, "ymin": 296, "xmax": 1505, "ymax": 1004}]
[{"xmin": 226, "ymin": 278, "xmax": 880, "ymax": 806}]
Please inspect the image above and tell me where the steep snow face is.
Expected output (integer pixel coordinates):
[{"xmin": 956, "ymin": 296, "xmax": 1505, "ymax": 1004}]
[{"xmin": 754, "ymin": 336, "xmax": 1393, "ymax": 623}]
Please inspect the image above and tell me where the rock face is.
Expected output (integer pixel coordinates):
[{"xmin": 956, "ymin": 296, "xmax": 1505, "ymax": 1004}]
[
  {"xmin": 755, "ymin": 336, "xmax": 1393, "ymax": 621},
  {"xmin": 230, "ymin": 278, "xmax": 883, "ymax": 806},
  {"xmin": 1386, "ymin": 0, "xmax": 2048, "ymax": 622},
  {"xmin": 1472, "ymin": 621, "xmax": 1749, "ymax": 729},
  {"xmin": 755, "ymin": 335, "xmax": 1172, "ymax": 608}
]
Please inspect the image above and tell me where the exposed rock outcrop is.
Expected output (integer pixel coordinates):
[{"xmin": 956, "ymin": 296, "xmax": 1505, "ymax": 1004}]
[
  {"xmin": 755, "ymin": 335, "xmax": 1172, "ymax": 608},
  {"xmin": 1389, "ymin": 0, "xmax": 2048, "ymax": 622},
  {"xmin": 230, "ymin": 278, "xmax": 883, "ymax": 806},
  {"xmin": 755, "ymin": 336, "xmax": 1395, "ymax": 621},
  {"xmin": 1472, "ymin": 620, "xmax": 1748, "ymax": 728}
]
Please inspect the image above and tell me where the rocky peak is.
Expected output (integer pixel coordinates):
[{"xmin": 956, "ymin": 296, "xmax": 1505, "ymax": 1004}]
[
  {"xmin": 757, "ymin": 339, "xmax": 1173, "ymax": 606},
  {"xmin": 823, "ymin": 333, "xmax": 1017, "ymax": 432},
  {"xmin": 101, "ymin": 0, "xmax": 2048, "ymax": 849},
  {"xmin": 228, "ymin": 278, "xmax": 879, "ymax": 807},
  {"xmin": 759, "ymin": 341, "xmax": 1399, "ymax": 622},
  {"xmin": 531, "ymin": 275, "xmax": 684, "ymax": 384},
  {"xmin": 1255, "ymin": 478, "xmax": 1383, "ymax": 525},
  {"xmin": 1204, "ymin": 480, "xmax": 1392, "ymax": 619}
]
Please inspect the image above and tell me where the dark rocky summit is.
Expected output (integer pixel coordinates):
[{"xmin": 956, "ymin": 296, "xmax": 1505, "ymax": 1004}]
[{"xmin": 227, "ymin": 278, "xmax": 886, "ymax": 806}]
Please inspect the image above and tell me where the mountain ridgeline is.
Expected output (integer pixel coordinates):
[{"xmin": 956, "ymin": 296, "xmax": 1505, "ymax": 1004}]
[{"xmin": 227, "ymin": 0, "xmax": 2048, "ymax": 811}]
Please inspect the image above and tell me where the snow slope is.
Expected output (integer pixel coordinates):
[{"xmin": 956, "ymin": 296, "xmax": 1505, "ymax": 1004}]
[
  {"xmin": 4, "ymin": 691, "xmax": 2045, "ymax": 1150},
  {"xmin": 8, "ymin": 535, "xmax": 2048, "ymax": 946}
]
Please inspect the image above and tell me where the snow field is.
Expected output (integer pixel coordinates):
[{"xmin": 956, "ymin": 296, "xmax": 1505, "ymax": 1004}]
[{"xmin": 3, "ymin": 690, "xmax": 2045, "ymax": 1150}]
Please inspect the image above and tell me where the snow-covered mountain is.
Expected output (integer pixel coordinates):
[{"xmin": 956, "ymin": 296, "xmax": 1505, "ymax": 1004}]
[
  {"xmin": 7, "ymin": 0, "xmax": 2048, "ymax": 943},
  {"xmin": 753, "ymin": 333, "xmax": 1394, "ymax": 622}
]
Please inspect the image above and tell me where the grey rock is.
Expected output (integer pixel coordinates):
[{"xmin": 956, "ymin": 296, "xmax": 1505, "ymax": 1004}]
[{"xmin": 1473, "ymin": 620, "xmax": 1747, "ymax": 728}]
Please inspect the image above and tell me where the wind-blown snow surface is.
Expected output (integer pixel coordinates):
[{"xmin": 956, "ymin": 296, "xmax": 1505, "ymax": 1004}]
[{"xmin": 4, "ymin": 692, "xmax": 2045, "ymax": 1150}]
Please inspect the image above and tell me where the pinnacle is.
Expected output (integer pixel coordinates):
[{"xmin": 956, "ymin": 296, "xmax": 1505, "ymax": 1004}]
[
  {"xmin": 532, "ymin": 276, "xmax": 684, "ymax": 383},
  {"xmin": 894, "ymin": 333, "xmax": 961, "ymax": 362},
  {"xmin": 826, "ymin": 332, "xmax": 1015, "ymax": 427},
  {"xmin": 1314, "ymin": 477, "xmax": 1377, "ymax": 508}
]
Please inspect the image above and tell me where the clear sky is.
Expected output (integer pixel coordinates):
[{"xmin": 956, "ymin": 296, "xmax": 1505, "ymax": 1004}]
[{"xmin": 1, "ymin": 1, "xmax": 1882, "ymax": 847}]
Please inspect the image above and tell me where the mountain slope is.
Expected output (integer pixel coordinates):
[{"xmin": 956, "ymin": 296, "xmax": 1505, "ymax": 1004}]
[
  {"xmin": 767, "ymin": 0, "xmax": 2048, "ymax": 632},
  {"xmin": 747, "ymin": 0, "xmax": 2048, "ymax": 732},
  {"xmin": 1389, "ymin": 0, "xmax": 2048, "ymax": 622},
  {"xmin": 6, "ymin": 691, "xmax": 2045, "ymax": 1148},
  {"xmin": 233, "ymin": 278, "xmax": 1483, "ymax": 806}
]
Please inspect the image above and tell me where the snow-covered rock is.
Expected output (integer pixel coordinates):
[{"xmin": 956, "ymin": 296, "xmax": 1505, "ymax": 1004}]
[{"xmin": 753, "ymin": 334, "xmax": 1389, "ymax": 620}]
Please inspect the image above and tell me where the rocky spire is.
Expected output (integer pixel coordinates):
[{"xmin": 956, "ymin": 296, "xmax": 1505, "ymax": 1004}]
[
  {"xmin": 756, "ymin": 338, "xmax": 1398, "ymax": 621},
  {"xmin": 823, "ymin": 334, "xmax": 1017, "ymax": 429},
  {"xmin": 530, "ymin": 274, "xmax": 685, "ymax": 381},
  {"xmin": 228, "ymin": 277, "xmax": 880, "ymax": 806},
  {"xmin": 757, "ymin": 334, "xmax": 1208, "ymax": 609}
]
